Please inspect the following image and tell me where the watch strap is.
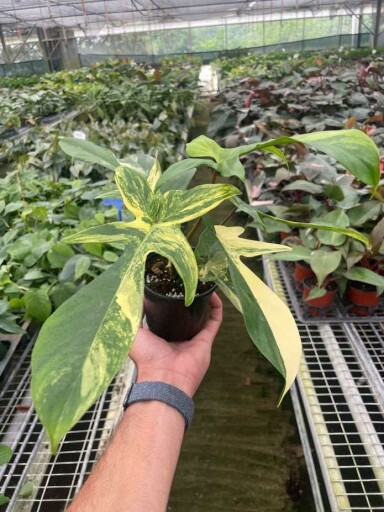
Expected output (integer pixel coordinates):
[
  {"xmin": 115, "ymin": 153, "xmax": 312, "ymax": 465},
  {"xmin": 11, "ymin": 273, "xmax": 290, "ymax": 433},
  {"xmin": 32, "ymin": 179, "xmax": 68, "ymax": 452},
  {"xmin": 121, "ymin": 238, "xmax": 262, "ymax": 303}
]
[{"xmin": 123, "ymin": 381, "xmax": 194, "ymax": 431}]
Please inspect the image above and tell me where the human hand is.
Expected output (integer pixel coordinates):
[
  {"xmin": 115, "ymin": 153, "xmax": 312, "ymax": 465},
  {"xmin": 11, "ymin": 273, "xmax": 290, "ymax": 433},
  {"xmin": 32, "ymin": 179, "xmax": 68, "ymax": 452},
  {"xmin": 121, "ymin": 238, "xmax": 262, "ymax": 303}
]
[{"xmin": 130, "ymin": 293, "xmax": 223, "ymax": 397}]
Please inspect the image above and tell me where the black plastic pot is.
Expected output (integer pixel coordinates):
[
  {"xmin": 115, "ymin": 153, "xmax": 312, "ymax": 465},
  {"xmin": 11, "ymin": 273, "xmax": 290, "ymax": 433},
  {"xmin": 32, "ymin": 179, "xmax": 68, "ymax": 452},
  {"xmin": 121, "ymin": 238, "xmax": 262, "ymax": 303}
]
[{"xmin": 144, "ymin": 282, "xmax": 217, "ymax": 342}]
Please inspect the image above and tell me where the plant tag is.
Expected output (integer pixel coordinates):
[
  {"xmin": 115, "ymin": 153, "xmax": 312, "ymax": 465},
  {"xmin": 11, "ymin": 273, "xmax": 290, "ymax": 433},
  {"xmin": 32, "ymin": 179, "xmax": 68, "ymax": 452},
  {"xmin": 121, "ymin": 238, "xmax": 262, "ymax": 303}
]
[{"xmin": 72, "ymin": 130, "xmax": 87, "ymax": 140}]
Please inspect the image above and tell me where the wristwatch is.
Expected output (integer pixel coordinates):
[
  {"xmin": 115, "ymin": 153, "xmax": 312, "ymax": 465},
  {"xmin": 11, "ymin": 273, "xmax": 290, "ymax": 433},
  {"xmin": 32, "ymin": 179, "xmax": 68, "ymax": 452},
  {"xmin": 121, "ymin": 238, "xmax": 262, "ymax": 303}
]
[{"xmin": 123, "ymin": 377, "xmax": 195, "ymax": 431}]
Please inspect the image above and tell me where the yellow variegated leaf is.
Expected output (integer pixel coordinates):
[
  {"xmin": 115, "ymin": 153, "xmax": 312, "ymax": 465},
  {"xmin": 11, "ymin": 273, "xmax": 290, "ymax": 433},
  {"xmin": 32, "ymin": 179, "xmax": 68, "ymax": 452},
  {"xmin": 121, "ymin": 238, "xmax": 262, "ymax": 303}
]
[
  {"xmin": 215, "ymin": 226, "xmax": 291, "ymax": 257},
  {"xmin": 159, "ymin": 184, "xmax": 239, "ymax": 225},
  {"xmin": 133, "ymin": 224, "xmax": 198, "ymax": 306},
  {"xmin": 31, "ymin": 240, "xmax": 144, "ymax": 453},
  {"xmin": 115, "ymin": 165, "xmax": 156, "ymax": 223},
  {"xmin": 147, "ymin": 157, "xmax": 162, "ymax": 191},
  {"xmin": 62, "ymin": 221, "xmax": 150, "ymax": 245},
  {"xmin": 214, "ymin": 225, "xmax": 301, "ymax": 400}
]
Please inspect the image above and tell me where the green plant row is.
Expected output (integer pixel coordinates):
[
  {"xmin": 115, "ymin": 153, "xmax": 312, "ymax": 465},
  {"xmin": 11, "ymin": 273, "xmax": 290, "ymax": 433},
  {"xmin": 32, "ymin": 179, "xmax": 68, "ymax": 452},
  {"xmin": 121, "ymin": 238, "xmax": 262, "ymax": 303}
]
[
  {"xmin": 0, "ymin": 58, "xmax": 200, "ymax": 138},
  {"xmin": 213, "ymin": 48, "xmax": 383, "ymax": 84}
]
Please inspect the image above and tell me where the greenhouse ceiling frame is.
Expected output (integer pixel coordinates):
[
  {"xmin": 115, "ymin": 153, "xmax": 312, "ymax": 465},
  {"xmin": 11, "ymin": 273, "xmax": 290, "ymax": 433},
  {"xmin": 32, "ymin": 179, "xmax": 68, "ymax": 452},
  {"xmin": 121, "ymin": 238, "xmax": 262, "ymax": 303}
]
[{"xmin": 0, "ymin": 0, "xmax": 382, "ymax": 65}]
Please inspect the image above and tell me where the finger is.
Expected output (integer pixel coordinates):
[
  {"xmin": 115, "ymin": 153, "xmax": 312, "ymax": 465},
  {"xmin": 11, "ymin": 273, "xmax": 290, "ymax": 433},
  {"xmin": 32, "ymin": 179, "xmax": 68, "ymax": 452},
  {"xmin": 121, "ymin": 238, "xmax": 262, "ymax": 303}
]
[{"xmin": 191, "ymin": 293, "xmax": 223, "ymax": 344}]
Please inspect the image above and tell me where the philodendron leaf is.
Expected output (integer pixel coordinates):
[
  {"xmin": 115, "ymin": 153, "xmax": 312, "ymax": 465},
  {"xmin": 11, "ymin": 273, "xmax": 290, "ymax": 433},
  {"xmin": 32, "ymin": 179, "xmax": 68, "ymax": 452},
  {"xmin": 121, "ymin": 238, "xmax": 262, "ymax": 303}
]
[
  {"xmin": 156, "ymin": 158, "xmax": 217, "ymax": 193},
  {"xmin": 310, "ymin": 249, "xmax": 342, "ymax": 287},
  {"xmin": 32, "ymin": 239, "xmax": 144, "ymax": 453},
  {"xmin": 147, "ymin": 158, "xmax": 161, "ymax": 191},
  {"xmin": 197, "ymin": 220, "xmax": 301, "ymax": 401},
  {"xmin": 115, "ymin": 165, "xmax": 156, "ymax": 222},
  {"xmin": 230, "ymin": 196, "xmax": 264, "ymax": 227},
  {"xmin": 159, "ymin": 184, "xmax": 239, "ymax": 225},
  {"xmin": 59, "ymin": 138, "xmax": 119, "ymax": 171},
  {"xmin": 344, "ymin": 267, "xmax": 384, "ymax": 288},
  {"xmin": 292, "ymin": 130, "xmax": 380, "ymax": 189},
  {"xmin": 62, "ymin": 223, "xmax": 150, "ymax": 245},
  {"xmin": 32, "ymin": 224, "xmax": 197, "ymax": 452},
  {"xmin": 259, "ymin": 213, "xmax": 370, "ymax": 245},
  {"xmin": 186, "ymin": 136, "xmax": 249, "ymax": 181},
  {"xmin": 187, "ymin": 131, "xmax": 380, "ymax": 188}
]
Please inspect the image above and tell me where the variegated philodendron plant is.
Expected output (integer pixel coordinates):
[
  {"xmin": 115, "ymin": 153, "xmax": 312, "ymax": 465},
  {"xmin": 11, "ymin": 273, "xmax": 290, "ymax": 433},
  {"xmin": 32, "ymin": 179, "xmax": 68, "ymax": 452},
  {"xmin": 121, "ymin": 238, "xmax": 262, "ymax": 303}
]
[{"xmin": 31, "ymin": 130, "xmax": 380, "ymax": 452}]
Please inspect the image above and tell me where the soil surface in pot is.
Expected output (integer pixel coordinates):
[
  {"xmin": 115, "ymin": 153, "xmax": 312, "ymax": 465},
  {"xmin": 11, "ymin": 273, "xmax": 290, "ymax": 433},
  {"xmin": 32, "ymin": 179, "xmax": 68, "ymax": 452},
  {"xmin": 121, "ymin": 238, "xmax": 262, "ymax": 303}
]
[{"xmin": 145, "ymin": 255, "xmax": 214, "ymax": 298}]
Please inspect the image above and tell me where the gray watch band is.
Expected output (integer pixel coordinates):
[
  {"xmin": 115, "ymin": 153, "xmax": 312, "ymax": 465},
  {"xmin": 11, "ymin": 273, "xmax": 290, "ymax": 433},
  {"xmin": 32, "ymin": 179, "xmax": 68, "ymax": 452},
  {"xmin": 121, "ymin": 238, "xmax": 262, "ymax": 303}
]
[{"xmin": 123, "ymin": 382, "xmax": 194, "ymax": 431}]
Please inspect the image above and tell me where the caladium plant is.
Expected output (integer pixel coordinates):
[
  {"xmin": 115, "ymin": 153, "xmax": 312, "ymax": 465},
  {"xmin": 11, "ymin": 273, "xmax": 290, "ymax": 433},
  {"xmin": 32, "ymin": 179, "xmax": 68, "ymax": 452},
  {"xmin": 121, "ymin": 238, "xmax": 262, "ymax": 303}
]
[{"xmin": 31, "ymin": 129, "xmax": 380, "ymax": 452}]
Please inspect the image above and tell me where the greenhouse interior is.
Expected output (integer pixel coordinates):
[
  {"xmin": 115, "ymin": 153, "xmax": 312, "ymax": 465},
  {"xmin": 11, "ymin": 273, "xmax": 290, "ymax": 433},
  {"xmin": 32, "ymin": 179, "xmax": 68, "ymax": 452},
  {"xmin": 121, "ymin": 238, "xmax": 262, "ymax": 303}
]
[{"xmin": 0, "ymin": 0, "xmax": 384, "ymax": 511}]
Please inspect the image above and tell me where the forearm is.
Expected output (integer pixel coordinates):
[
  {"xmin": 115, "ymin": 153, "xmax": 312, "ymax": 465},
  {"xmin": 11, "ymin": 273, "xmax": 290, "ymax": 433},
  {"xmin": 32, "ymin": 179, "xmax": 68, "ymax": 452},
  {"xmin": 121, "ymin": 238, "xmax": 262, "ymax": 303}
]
[{"xmin": 67, "ymin": 401, "xmax": 185, "ymax": 512}]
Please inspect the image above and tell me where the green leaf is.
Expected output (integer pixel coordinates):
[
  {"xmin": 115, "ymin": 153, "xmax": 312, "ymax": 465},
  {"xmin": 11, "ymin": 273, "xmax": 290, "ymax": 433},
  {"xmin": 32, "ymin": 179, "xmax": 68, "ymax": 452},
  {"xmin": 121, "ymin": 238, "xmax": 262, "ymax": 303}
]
[
  {"xmin": 59, "ymin": 255, "xmax": 91, "ymax": 282},
  {"xmin": 305, "ymin": 287, "xmax": 328, "ymax": 300},
  {"xmin": 197, "ymin": 220, "xmax": 301, "ymax": 401},
  {"xmin": 186, "ymin": 136, "xmax": 222, "ymax": 162},
  {"xmin": 292, "ymin": 130, "xmax": 380, "ymax": 189},
  {"xmin": 0, "ymin": 444, "xmax": 12, "ymax": 465},
  {"xmin": 344, "ymin": 267, "xmax": 384, "ymax": 288},
  {"xmin": 103, "ymin": 251, "xmax": 119, "ymax": 263},
  {"xmin": 23, "ymin": 290, "xmax": 52, "ymax": 322},
  {"xmin": 51, "ymin": 282, "xmax": 78, "ymax": 308},
  {"xmin": 324, "ymin": 184, "xmax": 344, "ymax": 202},
  {"xmin": 282, "ymin": 181, "xmax": 323, "ymax": 194},
  {"xmin": 0, "ymin": 316, "xmax": 24, "ymax": 334},
  {"xmin": 186, "ymin": 136, "xmax": 246, "ymax": 181},
  {"xmin": 259, "ymin": 212, "xmax": 370, "ymax": 245},
  {"xmin": 159, "ymin": 184, "xmax": 239, "ymax": 225},
  {"xmin": 267, "ymin": 246, "xmax": 312, "ymax": 261},
  {"xmin": 59, "ymin": 138, "xmax": 120, "ymax": 171},
  {"xmin": 230, "ymin": 196, "xmax": 264, "ymax": 227},
  {"xmin": 347, "ymin": 201, "xmax": 382, "ymax": 227},
  {"xmin": 47, "ymin": 244, "xmax": 76, "ymax": 269},
  {"xmin": 19, "ymin": 482, "xmax": 34, "ymax": 498},
  {"xmin": 156, "ymin": 159, "xmax": 215, "ymax": 192},
  {"xmin": 0, "ymin": 494, "xmax": 9, "ymax": 505},
  {"xmin": 317, "ymin": 209, "xmax": 349, "ymax": 246},
  {"xmin": 310, "ymin": 249, "xmax": 342, "ymax": 287},
  {"xmin": 23, "ymin": 269, "xmax": 46, "ymax": 281}
]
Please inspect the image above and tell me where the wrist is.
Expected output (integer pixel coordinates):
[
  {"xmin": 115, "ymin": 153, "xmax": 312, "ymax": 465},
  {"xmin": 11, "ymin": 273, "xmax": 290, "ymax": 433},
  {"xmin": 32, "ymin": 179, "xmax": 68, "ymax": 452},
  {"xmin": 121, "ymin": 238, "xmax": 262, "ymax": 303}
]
[{"xmin": 136, "ymin": 368, "xmax": 197, "ymax": 398}]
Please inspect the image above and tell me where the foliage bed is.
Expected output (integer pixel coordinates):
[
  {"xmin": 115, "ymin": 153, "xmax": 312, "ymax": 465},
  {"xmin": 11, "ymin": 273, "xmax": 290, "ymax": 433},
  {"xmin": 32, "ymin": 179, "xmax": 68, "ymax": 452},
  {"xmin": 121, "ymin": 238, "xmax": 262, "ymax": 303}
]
[
  {"xmin": 211, "ymin": 49, "xmax": 384, "ymax": 306},
  {"xmin": 0, "ymin": 58, "xmax": 200, "ymax": 336}
]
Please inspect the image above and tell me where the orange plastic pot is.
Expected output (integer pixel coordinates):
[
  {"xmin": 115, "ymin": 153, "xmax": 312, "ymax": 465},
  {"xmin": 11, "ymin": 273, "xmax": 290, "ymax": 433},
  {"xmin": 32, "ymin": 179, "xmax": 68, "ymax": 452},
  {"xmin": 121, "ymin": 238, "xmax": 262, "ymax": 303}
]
[
  {"xmin": 303, "ymin": 278, "xmax": 337, "ymax": 317},
  {"xmin": 347, "ymin": 282, "xmax": 379, "ymax": 316},
  {"xmin": 294, "ymin": 261, "xmax": 314, "ymax": 290}
]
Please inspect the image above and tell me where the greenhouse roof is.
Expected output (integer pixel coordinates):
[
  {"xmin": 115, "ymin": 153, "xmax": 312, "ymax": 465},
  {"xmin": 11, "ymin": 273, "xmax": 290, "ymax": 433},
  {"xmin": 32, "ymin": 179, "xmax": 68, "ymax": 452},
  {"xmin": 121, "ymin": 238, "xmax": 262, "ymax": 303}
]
[{"xmin": 0, "ymin": 0, "xmax": 379, "ymax": 29}]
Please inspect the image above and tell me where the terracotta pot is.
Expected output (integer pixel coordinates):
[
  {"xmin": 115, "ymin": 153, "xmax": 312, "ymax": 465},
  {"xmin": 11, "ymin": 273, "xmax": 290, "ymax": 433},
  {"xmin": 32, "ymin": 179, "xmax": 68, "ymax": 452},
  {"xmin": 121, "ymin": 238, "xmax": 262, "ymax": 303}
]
[
  {"xmin": 294, "ymin": 261, "xmax": 314, "ymax": 290},
  {"xmin": 302, "ymin": 278, "xmax": 337, "ymax": 317},
  {"xmin": 144, "ymin": 282, "xmax": 217, "ymax": 342},
  {"xmin": 347, "ymin": 281, "xmax": 379, "ymax": 316}
]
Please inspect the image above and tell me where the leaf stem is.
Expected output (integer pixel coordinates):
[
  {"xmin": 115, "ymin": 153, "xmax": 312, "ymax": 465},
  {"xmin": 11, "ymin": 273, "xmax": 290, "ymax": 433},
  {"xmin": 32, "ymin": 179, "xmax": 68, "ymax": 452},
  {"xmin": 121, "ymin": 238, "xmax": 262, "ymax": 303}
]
[{"xmin": 220, "ymin": 206, "xmax": 237, "ymax": 226}]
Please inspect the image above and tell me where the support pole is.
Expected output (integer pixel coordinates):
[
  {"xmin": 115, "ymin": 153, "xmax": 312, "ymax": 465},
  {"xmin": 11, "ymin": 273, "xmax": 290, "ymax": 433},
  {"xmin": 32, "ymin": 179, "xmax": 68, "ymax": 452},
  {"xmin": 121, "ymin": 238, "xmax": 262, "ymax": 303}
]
[
  {"xmin": 373, "ymin": 0, "xmax": 383, "ymax": 49},
  {"xmin": 0, "ymin": 24, "xmax": 10, "ymax": 63}
]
